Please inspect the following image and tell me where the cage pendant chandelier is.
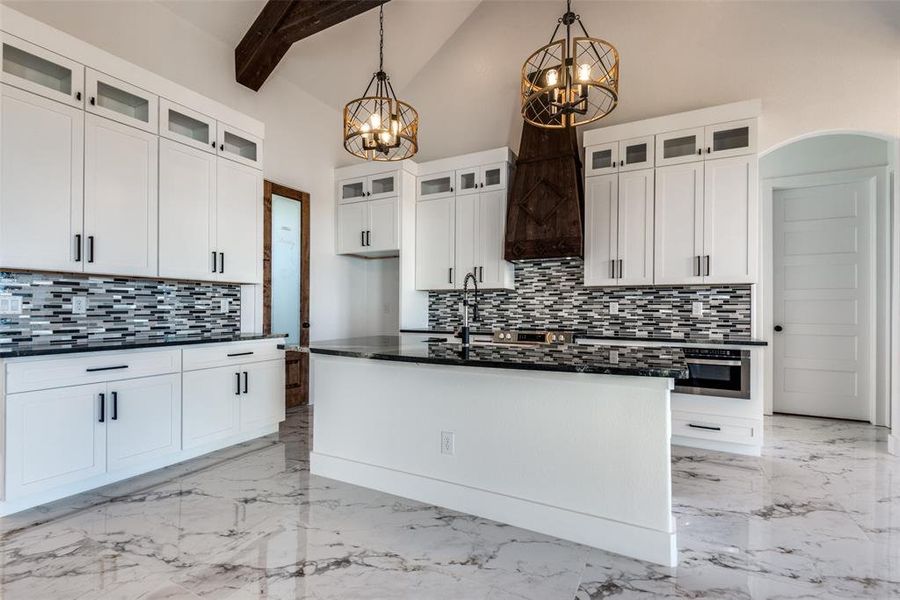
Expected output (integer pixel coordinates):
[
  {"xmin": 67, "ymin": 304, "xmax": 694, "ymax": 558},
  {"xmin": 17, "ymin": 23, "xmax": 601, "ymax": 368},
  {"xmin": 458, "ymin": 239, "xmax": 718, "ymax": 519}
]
[
  {"xmin": 521, "ymin": 0, "xmax": 619, "ymax": 129},
  {"xmin": 343, "ymin": 3, "xmax": 418, "ymax": 161}
]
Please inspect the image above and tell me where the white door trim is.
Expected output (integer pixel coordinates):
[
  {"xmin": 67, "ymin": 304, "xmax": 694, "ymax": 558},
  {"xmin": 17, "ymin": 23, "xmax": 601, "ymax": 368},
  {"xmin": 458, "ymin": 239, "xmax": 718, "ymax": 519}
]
[{"xmin": 762, "ymin": 166, "xmax": 890, "ymax": 424}]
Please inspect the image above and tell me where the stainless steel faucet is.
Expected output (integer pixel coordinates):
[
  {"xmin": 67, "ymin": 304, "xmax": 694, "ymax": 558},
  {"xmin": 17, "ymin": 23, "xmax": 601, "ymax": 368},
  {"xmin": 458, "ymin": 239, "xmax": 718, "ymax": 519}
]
[{"xmin": 459, "ymin": 271, "xmax": 479, "ymax": 347}]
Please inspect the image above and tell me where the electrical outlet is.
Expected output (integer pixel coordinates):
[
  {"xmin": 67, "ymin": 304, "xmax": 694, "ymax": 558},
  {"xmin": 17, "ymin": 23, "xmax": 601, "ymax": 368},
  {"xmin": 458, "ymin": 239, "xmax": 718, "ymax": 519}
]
[
  {"xmin": 440, "ymin": 431, "xmax": 455, "ymax": 455},
  {"xmin": 692, "ymin": 301, "xmax": 703, "ymax": 317},
  {"xmin": 219, "ymin": 298, "xmax": 230, "ymax": 313},
  {"xmin": 609, "ymin": 350, "xmax": 619, "ymax": 364},
  {"xmin": 609, "ymin": 301, "xmax": 619, "ymax": 315},
  {"xmin": 0, "ymin": 294, "xmax": 22, "ymax": 315},
  {"xmin": 72, "ymin": 296, "xmax": 88, "ymax": 315}
]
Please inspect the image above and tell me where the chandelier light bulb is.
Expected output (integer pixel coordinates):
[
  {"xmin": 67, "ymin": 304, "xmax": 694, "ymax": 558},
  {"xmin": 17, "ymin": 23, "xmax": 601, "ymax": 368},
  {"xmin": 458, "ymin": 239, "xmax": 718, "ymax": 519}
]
[
  {"xmin": 545, "ymin": 68, "xmax": 559, "ymax": 87},
  {"xmin": 577, "ymin": 63, "xmax": 591, "ymax": 82},
  {"xmin": 369, "ymin": 112, "xmax": 381, "ymax": 129}
]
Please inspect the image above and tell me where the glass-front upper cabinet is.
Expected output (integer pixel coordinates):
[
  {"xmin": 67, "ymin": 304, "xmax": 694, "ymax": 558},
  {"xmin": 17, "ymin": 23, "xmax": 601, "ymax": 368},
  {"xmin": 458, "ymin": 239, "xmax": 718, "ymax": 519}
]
[
  {"xmin": 705, "ymin": 119, "xmax": 756, "ymax": 159},
  {"xmin": 367, "ymin": 172, "xmax": 396, "ymax": 200},
  {"xmin": 217, "ymin": 123, "xmax": 263, "ymax": 169},
  {"xmin": 0, "ymin": 33, "xmax": 84, "ymax": 107},
  {"xmin": 86, "ymin": 69, "xmax": 157, "ymax": 134},
  {"xmin": 455, "ymin": 167, "xmax": 480, "ymax": 195},
  {"xmin": 160, "ymin": 98, "xmax": 217, "ymax": 153},
  {"xmin": 481, "ymin": 163, "xmax": 507, "ymax": 192},
  {"xmin": 418, "ymin": 171, "xmax": 455, "ymax": 200},
  {"xmin": 584, "ymin": 142, "xmax": 618, "ymax": 177},
  {"xmin": 339, "ymin": 177, "xmax": 367, "ymax": 203},
  {"xmin": 618, "ymin": 136, "xmax": 654, "ymax": 172},
  {"xmin": 655, "ymin": 127, "xmax": 705, "ymax": 167}
]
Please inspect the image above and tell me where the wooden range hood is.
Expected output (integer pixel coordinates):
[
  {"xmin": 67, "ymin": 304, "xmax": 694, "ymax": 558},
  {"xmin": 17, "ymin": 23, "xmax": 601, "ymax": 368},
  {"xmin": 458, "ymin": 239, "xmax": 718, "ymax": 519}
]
[{"xmin": 504, "ymin": 122, "xmax": 584, "ymax": 261}]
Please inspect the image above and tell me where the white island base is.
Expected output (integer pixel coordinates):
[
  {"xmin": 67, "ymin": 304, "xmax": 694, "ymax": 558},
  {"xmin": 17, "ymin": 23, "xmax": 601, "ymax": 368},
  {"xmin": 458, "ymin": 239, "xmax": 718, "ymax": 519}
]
[{"xmin": 310, "ymin": 354, "xmax": 677, "ymax": 566}]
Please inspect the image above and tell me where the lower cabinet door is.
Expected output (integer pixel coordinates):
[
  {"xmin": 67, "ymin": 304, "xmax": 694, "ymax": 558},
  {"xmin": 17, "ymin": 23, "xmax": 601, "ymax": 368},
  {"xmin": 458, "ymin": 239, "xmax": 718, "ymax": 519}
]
[
  {"xmin": 5, "ymin": 383, "xmax": 107, "ymax": 500},
  {"xmin": 239, "ymin": 360, "xmax": 286, "ymax": 432},
  {"xmin": 106, "ymin": 374, "xmax": 182, "ymax": 472},
  {"xmin": 183, "ymin": 366, "xmax": 240, "ymax": 449}
]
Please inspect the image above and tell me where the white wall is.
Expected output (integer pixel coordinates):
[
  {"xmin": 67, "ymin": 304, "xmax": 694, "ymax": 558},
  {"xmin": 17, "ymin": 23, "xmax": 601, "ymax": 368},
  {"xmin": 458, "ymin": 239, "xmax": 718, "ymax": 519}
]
[{"xmin": 2, "ymin": 0, "xmax": 371, "ymax": 342}]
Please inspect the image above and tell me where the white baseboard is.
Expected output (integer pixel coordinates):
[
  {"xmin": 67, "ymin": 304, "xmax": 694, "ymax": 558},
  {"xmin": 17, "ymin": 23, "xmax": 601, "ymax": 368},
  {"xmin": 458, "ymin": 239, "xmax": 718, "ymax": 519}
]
[
  {"xmin": 311, "ymin": 452, "xmax": 677, "ymax": 567},
  {"xmin": 672, "ymin": 436, "xmax": 762, "ymax": 457}
]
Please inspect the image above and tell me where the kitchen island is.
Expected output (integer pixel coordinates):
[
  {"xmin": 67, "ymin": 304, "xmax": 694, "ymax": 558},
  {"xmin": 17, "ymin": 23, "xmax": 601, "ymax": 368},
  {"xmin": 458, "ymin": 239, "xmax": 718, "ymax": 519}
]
[{"xmin": 309, "ymin": 336, "xmax": 688, "ymax": 566}]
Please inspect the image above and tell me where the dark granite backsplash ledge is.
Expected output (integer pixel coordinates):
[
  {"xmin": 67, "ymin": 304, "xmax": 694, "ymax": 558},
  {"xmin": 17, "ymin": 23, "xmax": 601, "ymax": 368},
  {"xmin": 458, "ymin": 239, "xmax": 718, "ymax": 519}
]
[{"xmin": 429, "ymin": 259, "xmax": 751, "ymax": 338}]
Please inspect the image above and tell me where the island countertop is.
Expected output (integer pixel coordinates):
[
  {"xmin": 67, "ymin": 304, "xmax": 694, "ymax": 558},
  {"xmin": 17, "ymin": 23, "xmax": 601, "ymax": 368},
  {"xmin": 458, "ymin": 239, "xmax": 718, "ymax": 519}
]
[{"xmin": 310, "ymin": 335, "xmax": 688, "ymax": 379}]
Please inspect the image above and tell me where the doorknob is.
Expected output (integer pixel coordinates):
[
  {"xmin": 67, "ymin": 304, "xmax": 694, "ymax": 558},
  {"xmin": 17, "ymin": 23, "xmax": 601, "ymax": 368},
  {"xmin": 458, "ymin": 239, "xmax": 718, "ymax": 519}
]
[
  {"xmin": 302, "ymin": 322, "xmax": 310, "ymax": 328},
  {"xmin": 774, "ymin": 325, "xmax": 783, "ymax": 332}
]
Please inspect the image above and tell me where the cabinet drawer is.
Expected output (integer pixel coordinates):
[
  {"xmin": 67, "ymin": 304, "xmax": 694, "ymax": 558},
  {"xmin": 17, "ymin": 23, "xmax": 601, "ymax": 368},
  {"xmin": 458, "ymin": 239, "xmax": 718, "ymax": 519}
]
[
  {"xmin": 182, "ymin": 340, "xmax": 284, "ymax": 371},
  {"xmin": 671, "ymin": 411, "xmax": 760, "ymax": 446},
  {"xmin": 6, "ymin": 348, "xmax": 181, "ymax": 394}
]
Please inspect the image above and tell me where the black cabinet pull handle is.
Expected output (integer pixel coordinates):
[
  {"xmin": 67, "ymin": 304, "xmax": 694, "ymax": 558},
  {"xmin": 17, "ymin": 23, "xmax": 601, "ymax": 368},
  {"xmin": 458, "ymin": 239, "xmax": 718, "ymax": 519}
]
[
  {"xmin": 243, "ymin": 371, "xmax": 248, "ymax": 394},
  {"xmin": 212, "ymin": 251, "xmax": 217, "ymax": 272},
  {"xmin": 86, "ymin": 365, "xmax": 128, "ymax": 372},
  {"xmin": 450, "ymin": 187, "xmax": 454, "ymax": 192},
  {"xmin": 707, "ymin": 146, "xmax": 711, "ymax": 154},
  {"xmin": 448, "ymin": 267, "xmax": 452, "ymax": 284},
  {"xmin": 227, "ymin": 351, "xmax": 254, "ymax": 357},
  {"xmin": 99, "ymin": 393, "xmax": 105, "ymax": 423},
  {"xmin": 90, "ymin": 97, "xmax": 96, "ymax": 106},
  {"xmin": 618, "ymin": 259, "xmax": 623, "ymax": 279},
  {"xmin": 75, "ymin": 234, "xmax": 82, "ymax": 262},
  {"xmin": 694, "ymin": 255, "xmax": 701, "ymax": 277},
  {"xmin": 88, "ymin": 236, "xmax": 94, "ymax": 263},
  {"xmin": 610, "ymin": 260, "xmax": 615, "ymax": 279},
  {"xmin": 479, "ymin": 266, "xmax": 483, "ymax": 282},
  {"xmin": 219, "ymin": 252, "xmax": 224, "ymax": 273},
  {"xmin": 211, "ymin": 140, "xmax": 216, "ymax": 148},
  {"xmin": 688, "ymin": 423, "xmax": 721, "ymax": 432},
  {"xmin": 220, "ymin": 144, "xmax": 225, "ymax": 151},
  {"xmin": 111, "ymin": 391, "xmax": 118, "ymax": 421},
  {"xmin": 774, "ymin": 325, "xmax": 783, "ymax": 332},
  {"xmin": 697, "ymin": 148, "xmax": 701, "ymax": 155},
  {"xmin": 76, "ymin": 91, "xmax": 82, "ymax": 101},
  {"xmin": 235, "ymin": 372, "xmax": 241, "ymax": 395},
  {"xmin": 366, "ymin": 230, "xmax": 371, "ymax": 246},
  {"xmin": 704, "ymin": 255, "xmax": 711, "ymax": 277}
]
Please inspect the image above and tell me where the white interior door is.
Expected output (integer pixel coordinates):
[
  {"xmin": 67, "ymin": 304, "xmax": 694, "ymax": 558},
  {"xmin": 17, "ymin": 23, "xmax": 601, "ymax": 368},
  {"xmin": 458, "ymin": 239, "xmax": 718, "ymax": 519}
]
[
  {"xmin": 83, "ymin": 114, "xmax": 158, "ymax": 276},
  {"xmin": 773, "ymin": 177, "xmax": 875, "ymax": 421}
]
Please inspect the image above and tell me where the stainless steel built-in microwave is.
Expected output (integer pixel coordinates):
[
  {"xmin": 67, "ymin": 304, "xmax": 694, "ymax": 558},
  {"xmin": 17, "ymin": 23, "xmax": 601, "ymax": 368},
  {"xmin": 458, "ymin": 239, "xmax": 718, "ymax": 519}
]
[{"xmin": 674, "ymin": 348, "xmax": 750, "ymax": 399}]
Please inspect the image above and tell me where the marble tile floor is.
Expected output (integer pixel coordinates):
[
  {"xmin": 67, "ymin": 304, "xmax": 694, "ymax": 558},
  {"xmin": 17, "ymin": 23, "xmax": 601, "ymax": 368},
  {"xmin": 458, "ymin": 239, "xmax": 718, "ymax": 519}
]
[{"xmin": 1, "ymin": 407, "xmax": 898, "ymax": 599}]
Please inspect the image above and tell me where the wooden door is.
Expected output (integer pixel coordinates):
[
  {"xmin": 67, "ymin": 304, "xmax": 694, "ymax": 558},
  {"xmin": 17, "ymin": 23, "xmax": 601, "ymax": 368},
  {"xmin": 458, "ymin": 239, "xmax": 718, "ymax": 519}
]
[
  {"xmin": 158, "ymin": 138, "xmax": 217, "ymax": 280},
  {"xmin": 83, "ymin": 114, "xmax": 158, "ymax": 277},
  {"xmin": 617, "ymin": 168, "xmax": 655, "ymax": 286},
  {"xmin": 654, "ymin": 162, "xmax": 704, "ymax": 285},
  {"xmin": 0, "ymin": 84, "xmax": 84, "ymax": 272},
  {"xmin": 416, "ymin": 196, "xmax": 456, "ymax": 290},
  {"xmin": 583, "ymin": 174, "xmax": 618, "ymax": 286},
  {"xmin": 106, "ymin": 374, "xmax": 181, "ymax": 471},
  {"xmin": 216, "ymin": 157, "xmax": 261, "ymax": 283}
]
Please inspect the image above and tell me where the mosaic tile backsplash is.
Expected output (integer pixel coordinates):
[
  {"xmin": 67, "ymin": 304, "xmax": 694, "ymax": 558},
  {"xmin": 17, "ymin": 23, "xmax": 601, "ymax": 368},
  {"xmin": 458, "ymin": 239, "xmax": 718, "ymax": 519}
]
[
  {"xmin": 0, "ymin": 272, "xmax": 241, "ymax": 350},
  {"xmin": 428, "ymin": 259, "xmax": 751, "ymax": 338}
]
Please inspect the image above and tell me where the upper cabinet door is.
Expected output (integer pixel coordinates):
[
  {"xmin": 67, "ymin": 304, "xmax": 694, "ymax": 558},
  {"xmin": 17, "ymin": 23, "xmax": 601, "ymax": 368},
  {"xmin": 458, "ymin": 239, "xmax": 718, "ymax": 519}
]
[
  {"xmin": 418, "ymin": 171, "xmax": 455, "ymax": 200},
  {"xmin": 159, "ymin": 98, "xmax": 217, "ymax": 154},
  {"xmin": 0, "ymin": 33, "xmax": 84, "ymax": 107},
  {"xmin": 583, "ymin": 175, "xmax": 618, "ymax": 287},
  {"xmin": 475, "ymin": 189, "xmax": 512, "ymax": 289},
  {"xmin": 0, "ymin": 84, "xmax": 84, "ymax": 272},
  {"xmin": 616, "ymin": 169, "xmax": 655, "ymax": 286},
  {"xmin": 584, "ymin": 142, "xmax": 618, "ymax": 177},
  {"xmin": 455, "ymin": 167, "xmax": 480, "ymax": 196},
  {"xmin": 336, "ymin": 201, "xmax": 368, "ymax": 255},
  {"xmin": 367, "ymin": 172, "xmax": 397, "ymax": 200},
  {"xmin": 339, "ymin": 176, "xmax": 368, "ymax": 203},
  {"xmin": 367, "ymin": 196, "xmax": 400, "ymax": 253},
  {"xmin": 704, "ymin": 119, "xmax": 756, "ymax": 160},
  {"xmin": 454, "ymin": 193, "xmax": 477, "ymax": 287},
  {"xmin": 216, "ymin": 158, "xmax": 262, "ymax": 283},
  {"xmin": 654, "ymin": 162, "xmax": 704, "ymax": 285},
  {"xmin": 480, "ymin": 162, "xmax": 508, "ymax": 192},
  {"xmin": 416, "ymin": 195, "xmax": 456, "ymax": 290},
  {"xmin": 618, "ymin": 136, "xmax": 655, "ymax": 172},
  {"xmin": 85, "ymin": 69, "xmax": 157, "ymax": 134},
  {"xmin": 158, "ymin": 138, "xmax": 217, "ymax": 281},
  {"xmin": 217, "ymin": 123, "xmax": 263, "ymax": 169},
  {"xmin": 703, "ymin": 155, "xmax": 757, "ymax": 284},
  {"xmin": 655, "ymin": 127, "xmax": 704, "ymax": 167},
  {"xmin": 83, "ymin": 114, "xmax": 158, "ymax": 277}
]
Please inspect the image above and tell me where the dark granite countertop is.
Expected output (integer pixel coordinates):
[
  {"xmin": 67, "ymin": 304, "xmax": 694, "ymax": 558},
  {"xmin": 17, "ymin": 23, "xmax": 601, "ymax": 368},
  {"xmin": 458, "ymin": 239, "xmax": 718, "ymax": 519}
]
[
  {"xmin": 310, "ymin": 336, "xmax": 688, "ymax": 378},
  {"xmin": 399, "ymin": 328, "xmax": 767, "ymax": 347},
  {"xmin": 0, "ymin": 333, "xmax": 287, "ymax": 359}
]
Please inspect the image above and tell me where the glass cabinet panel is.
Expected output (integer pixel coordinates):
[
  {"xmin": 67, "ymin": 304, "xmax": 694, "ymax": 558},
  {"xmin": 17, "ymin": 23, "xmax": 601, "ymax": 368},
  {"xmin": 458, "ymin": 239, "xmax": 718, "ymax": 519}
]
[
  {"xmin": 592, "ymin": 148, "xmax": 614, "ymax": 170},
  {"xmin": 369, "ymin": 174, "xmax": 395, "ymax": 196},
  {"xmin": 483, "ymin": 167, "xmax": 502, "ymax": 187},
  {"xmin": 223, "ymin": 130, "xmax": 258, "ymax": 162},
  {"xmin": 624, "ymin": 143, "xmax": 647, "ymax": 165},
  {"xmin": 713, "ymin": 126, "xmax": 750, "ymax": 152},
  {"xmin": 419, "ymin": 173, "xmax": 454, "ymax": 198},
  {"xmin": 655, "ymin": 128, "xmax": 704, "ymax": 166},
  {"xmin": 2, "ymin": 43, "xmax": 72, "ymax": 95},
  {"xmin": 96, "ymin": 81, "xmax": 150, "ymax": 123},
  {"xmin": 167, "ymin": 109, "xmax": 210, "ymax": 144},
  {"xmin": 459, "ymin": 171, "xmax": 477, "ymax": 193},
  {"xmin": 705, "ymin": 119, "xmax": 756, "ymax": 159},
  {"xmin": 1, "ymin": 35, "xmax": 83, "ymax": 107},
  {"xmin": 663, "ymin": 136, "xmax": 697, "ymax": 159},
  {"xmin": 217, "ymin": 124, "xmax": 263, "ymax": 168},
  {"xmin": 341, "ymin": 179, "xmax": 366, "ymax": 201},
  {"xmin": 619, "ymin": 136, "xmax": 654, "ymax": 171},
  {"xmin": 160, "ymin": 99, "xmax": 216, "ymax": 153},
  {"xmin": 585, "ymin": 142, "xmax": 618, "ymax": 176}
]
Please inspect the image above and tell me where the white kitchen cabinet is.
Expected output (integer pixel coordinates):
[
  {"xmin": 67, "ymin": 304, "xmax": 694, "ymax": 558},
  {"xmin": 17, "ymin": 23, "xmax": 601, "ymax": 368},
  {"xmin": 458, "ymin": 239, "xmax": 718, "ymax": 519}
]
[
  {"xmin": 702, "ymin": 155, "xmax": 757, "ymax": 284},
  {"xmin": 705, "ymin": 119, "xmax": 756, "ymax": 159},
  {"xmin": 83, "ymin": 114, "xmax": 158, "ymax": 277},
  {"xmin": 239, "ymin": 360, "xmax": 286, "ymax": 431},
  {"xmin": 106, "ymin": 374, "xmax": 181, "ymax": 472},
  {"xmin": 456, "ymin": 163, "xmax": 508, "ymax": 196},
  {"xmin": 655, "ymin": 127, "xmax": 705, "ymax": 167},
  {"xmin": 585, "ymin": 137, "xmax": 654, "ymax": 176},
  {"xmin": 473, "ymin": 190, "xmax": 511, "ymax": 289},
  {"xmin": 339, "ymin": 176, "xmax": 367, "ymax": 203},
  {"xmin": 584, "ymin": 174, "xmax": 618, "ymax": 286},
  {"xmin": 654, "ymin": 162, "xmax": 705, "ymax": 285},
  {"xmin": 0, "ymin": 84, "xmax": 84, "ymax": 272},
  {"xmin": 216, "ymin": 158, "xmax": 262, "ymax": 283},
  {"xmin": 418, "ymin": 171, "xmax": 455, "ymax": 200},
  {"xmin": 337, "ymin": 201, "xmax": 368, "ymax": 254},
  {"xmin": 416, "ymin": 196, "xmax": 456, "ymax": 290},
  {"xmin": 585, "ymin": 142, "xmax": 618, "ymax": 177},
  {"xmin": 367, "ymin": 172, "xmax": 397, "ymax": 200},
  {"xmin": 336, "ymin": 195, "xmax": 399, "ymax": 256},
  {"xmin": 158, "ymin": 138, "xmax": 218, "ymax": 280},
  {"xmin": 182, "ymin": 365, "xmax": 240, "ymax": 450},
  {"xmin": 85, "ymin": 69, "xmax": 157, "ymax": 134},
  {"xmin": 217, "ymin": 122, "xmax": 263, "ymax": 169},
  {"xmin": 5, "ymin": 383, "xmax": 107, "ymax": 500},
  {"xmin": 584, "ymin": 169, "xmax": 654, "ymax": 287},
  {"xmin": 0, "ymin": 33, "xmax": 84, "ymax": 107},
  {"xmin": 159, "ymin": 98, "xmax": 217, "ymax": 154},
  {"xmin": 454, "ymin": 194, "xmax": 477, "ymax": 284}
]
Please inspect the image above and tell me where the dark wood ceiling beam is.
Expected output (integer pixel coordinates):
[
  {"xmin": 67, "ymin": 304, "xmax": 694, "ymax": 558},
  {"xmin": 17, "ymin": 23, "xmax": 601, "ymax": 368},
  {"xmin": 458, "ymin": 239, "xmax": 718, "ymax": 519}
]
[{"xmin": 236, "ymin": 0, "xmax": 387, "ymax": 91}]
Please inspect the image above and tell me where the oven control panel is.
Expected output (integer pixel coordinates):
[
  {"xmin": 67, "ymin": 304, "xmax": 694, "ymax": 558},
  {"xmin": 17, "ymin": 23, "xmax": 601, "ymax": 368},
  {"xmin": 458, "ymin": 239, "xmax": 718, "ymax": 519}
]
[{"xmin": 492, "ymin": 330, "xmax": 575, "ymax": 345}]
